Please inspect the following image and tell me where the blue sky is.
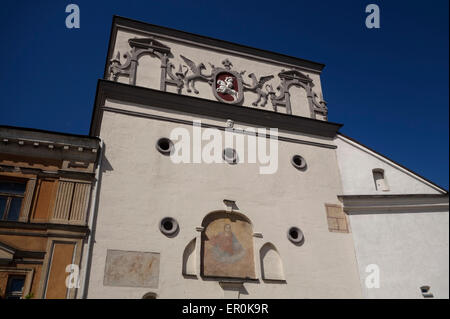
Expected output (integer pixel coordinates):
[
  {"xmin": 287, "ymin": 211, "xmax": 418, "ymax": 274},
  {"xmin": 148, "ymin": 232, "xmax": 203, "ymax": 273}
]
[{"xmin": 0, "ymin": 0, "xmax": 448, "ymax": 189}]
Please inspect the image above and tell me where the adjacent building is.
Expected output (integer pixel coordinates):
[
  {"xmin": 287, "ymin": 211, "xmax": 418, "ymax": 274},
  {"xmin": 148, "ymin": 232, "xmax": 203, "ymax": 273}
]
[{"xmin": 0, "ymin": 126, "xmax": 99, "ymax": 299}]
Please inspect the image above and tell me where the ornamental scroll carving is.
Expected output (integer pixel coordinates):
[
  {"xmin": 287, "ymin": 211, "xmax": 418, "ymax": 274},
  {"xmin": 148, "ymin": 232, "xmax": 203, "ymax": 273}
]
[{"xmin": 108, "ymin": 37, "xmax": 328, "ymax": 119}]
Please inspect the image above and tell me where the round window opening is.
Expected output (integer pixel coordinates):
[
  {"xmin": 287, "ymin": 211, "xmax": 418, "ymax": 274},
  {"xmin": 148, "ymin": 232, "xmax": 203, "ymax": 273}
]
[
  {"xmin": 156, "ymin": 138, "xmax": 174, "ymax": 155},
  {"xmin": 223, "ymin": 148, "xmax": 238, "ymax": 164},
  {"xmin": 163, "ymin": 220, "xmax": 173, "ymax": 231},
  {"xmin": 290, "ymin": 229, "xmax": 299, "ymax": 239},
  {"xmin": 291, "ymin": 155, "xmax": 307, "ymax": 170},
  {"xmin": 287, "ymin": 226, "xmax": 304, "ymax": 244},
  {"xmin": 159, "ymin": 217, "xmax": 179, "ymax": 237}
]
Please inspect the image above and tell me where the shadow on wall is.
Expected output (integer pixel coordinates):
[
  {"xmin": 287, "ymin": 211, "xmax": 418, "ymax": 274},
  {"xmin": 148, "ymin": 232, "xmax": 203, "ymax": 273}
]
[{"xmin": 101, "ymin": 154, "xmax": 114, "ymax": 173}]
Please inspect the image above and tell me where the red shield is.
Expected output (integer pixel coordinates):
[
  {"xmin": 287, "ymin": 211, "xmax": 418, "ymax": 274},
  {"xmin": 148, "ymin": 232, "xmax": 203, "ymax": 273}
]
[{"xmin": 215, "ymin": 72, "xmax": 239, "ymax": 102}]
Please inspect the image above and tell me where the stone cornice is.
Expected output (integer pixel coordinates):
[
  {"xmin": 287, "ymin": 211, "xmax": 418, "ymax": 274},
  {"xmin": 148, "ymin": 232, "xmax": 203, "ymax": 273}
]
[
  {"xmin": 0, "ymin": 164, "xmax": 96, "ymax": 181},
  {"xmin": 338, "ymin": 194, "xmax": 449, "ymax": 214},
  {"xmin": 105, "ymin": 15, "xmax": 326, "ymax": 83},
  {"xmin": 0, "ymin": 220, "xmax": 90, "ymax": 237},
  {"xmin": 90, "ymin": 80, "xmax": 343, "ymax": 138},
  {"xmin": 0, "ymin": 126, "xmax": 100, "ymax": 173}
]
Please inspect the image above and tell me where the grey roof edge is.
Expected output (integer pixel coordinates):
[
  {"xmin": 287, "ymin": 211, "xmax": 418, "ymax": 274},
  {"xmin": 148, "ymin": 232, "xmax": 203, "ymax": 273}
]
[
  {"xmin": 338, "ymin": 194, "xmax": 449, "ymax": 199},
  {"xmin": 102, "ymin": 15, "xmax": 326, "ymax": 79},
  {"xmin": 0, "ymin": 125, "xmax": 100, "ymax": 148},
  {"xmin": 89, "ymin": 79, "xmax": 343, "ymax": 139},
  {"xmin": 0, "ymin": 124, "xmax": 100, "ymax": 141},
  {"xmin": 338, "ymin": 133, "xmax": 449, "ymax": 194}
]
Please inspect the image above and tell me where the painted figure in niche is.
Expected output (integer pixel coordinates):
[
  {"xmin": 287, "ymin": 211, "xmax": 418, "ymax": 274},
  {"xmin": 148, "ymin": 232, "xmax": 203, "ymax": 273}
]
[{"xmin": 209, "ymin": 224, "xmax": 245, "ymax": 263}]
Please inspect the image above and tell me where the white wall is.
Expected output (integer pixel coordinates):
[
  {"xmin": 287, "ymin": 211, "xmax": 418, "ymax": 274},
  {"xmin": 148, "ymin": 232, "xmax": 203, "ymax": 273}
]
[
  {"xmin": 349, "ymin": 208, "xmax": 449, "ymax": 298},
  {"xmin": 85, "ymin": 99, "xmax": 362, "ymax": 299},
  {"xmin": 336, "ymin": 134, "xmax": 449, "ymax": 298},
  {"xmin": 335, "ymin": 135, "xmax": 444, "ymax": 195}
]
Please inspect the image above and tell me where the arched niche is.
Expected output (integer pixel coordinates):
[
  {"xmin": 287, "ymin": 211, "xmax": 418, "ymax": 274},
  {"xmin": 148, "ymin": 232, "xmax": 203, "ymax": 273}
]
[
  {"xmin": 201, "ymin": 211, "xmax": 256, "ymax": 279},
  {"xmin": 372, "ymin": 168, "xmax": 389, "ymax": 191},
  {"xmin": 260, "ymin": 243, "xmax": 285, "ymax": 281},
  {"xmin": 135, "ymin": 53, "xmax": 161, "ymax": 89},
  {"xmin": 182, "ymin": 238, "xmax": 197, "ymax": 276},
  {"xmin": 289, "ymin": 85, "xmax": 310, "ymax": 118}
]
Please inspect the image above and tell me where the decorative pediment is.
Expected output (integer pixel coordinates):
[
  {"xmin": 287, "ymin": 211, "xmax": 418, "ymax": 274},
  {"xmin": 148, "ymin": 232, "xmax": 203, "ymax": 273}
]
[
  {"xmin": 128, "ymin": 37, "xmax": 171, "ymax": 54},
  {"xmin": 0, "ymin": 242, "xmax": 15, "ymax": 264},
  {"xmin": 278, "ymin": 70, "xmax": 312, "ymax": 84},
  {"xmin": 0, "ymin": 241, "xmax": 46, "ymax": 265}
]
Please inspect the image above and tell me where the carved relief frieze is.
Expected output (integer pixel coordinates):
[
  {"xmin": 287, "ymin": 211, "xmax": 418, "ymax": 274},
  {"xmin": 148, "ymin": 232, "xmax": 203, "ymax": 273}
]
[
  {"xmin": 266, "ymin": 70, "xmax": 328, "ymax": 118},
  {"xmin": 109, "ymin": 37, "xmax": 184, "ymax": 93},
  {"xmin": 109, "ymin": 37, "xmax": 328, "ymax": 119},
  {"xmin": 179, "ymin": 56, "xmax": 246, "ymax": 105},
  {"xmin": 243, "ymin": 73, "xmax": 274, "ymax": 107}
]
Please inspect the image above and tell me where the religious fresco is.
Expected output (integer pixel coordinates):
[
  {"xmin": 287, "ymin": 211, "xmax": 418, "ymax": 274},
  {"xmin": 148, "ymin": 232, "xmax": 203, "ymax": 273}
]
[
  {"xmin": 103, "ymin": 250, "xmax": 160, "ymax": 288},
  {"xmin": 202, "ymin": 212, "xmax": 256, "ymax": 279}
]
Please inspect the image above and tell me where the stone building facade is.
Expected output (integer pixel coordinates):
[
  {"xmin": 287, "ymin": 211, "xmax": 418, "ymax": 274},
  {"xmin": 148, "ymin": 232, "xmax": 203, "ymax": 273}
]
[
  {"xmin": 81, "ymin": 16, "xmax": 448, "ymax": 299},
  {"xmin": 0, "ymin": 126, "xmax": 99, "ymax": 299},
  {"xmin": 1, "ymin": 16, "xmax": 448, "ymax": 299}
]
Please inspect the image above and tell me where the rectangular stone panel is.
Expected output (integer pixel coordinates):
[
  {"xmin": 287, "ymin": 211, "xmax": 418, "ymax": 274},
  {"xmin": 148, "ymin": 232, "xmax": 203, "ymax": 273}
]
[
  {"xmin": 103, "ymin": 250, "xmax": 160, "ymax": 288},
  {"xmin": 325, "ymin": 203, "xmax": 349, "ymax": 233},
  {"xmin": 45, "ymin": 242, "xmax": 76, "ymax": 299},
  {"xmin": 32, "ymin": 179, "xmax": 58, "ymax": 222}
]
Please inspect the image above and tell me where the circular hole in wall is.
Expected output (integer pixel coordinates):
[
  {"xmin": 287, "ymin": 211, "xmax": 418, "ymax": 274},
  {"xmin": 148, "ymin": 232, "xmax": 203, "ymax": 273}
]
[
  {"xmin": 287, "ymin": 226, "xmax": 304, "ymax": 245},
  {"xmin": 291, "ymin": 155, "xmax": 307, "ymax": 170},
  {"xmin": 163, "ymin": 220, "xmax": 173, "ymax": 231},
  {"xmin": 156, "ymin": 138, "xmax": 174, "ymax": 155},
  {"xmin": 290, "ymin": 229, "xmax": 299, "ymax": 239},
  {"xmin": 159, "ymin": 217, "xmax": 179, "ymax": 237},
  {"xmin": 223, "ymin": 148, "xmax": 238, "ymax": 164},
  {"xmin": 142, "ymin": 292, "xmax": 157, "ymax": 299}
]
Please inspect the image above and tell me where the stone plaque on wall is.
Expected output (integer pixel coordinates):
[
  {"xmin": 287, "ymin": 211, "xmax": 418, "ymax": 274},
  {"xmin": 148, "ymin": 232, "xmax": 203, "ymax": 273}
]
[
  {"xmin": 202, "ymin": 212, "xmax": 256, "ymax": 279},
  {"xmin": 103, "ymin": 249, "xmax": 160, "ymax": 288}
]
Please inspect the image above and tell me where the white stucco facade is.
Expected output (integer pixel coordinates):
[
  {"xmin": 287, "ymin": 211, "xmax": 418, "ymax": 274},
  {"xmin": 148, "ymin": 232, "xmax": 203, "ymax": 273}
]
[
  {"xmin": 80, "ymin": 16, "xmax": 449, "ymax": 299},
  {"xmin": 335, "ymin": 135, "xmax": 444, "ymax": 195},
  {"xmin": 84, "ymin": 99, "xmax": 362, "ymax": 298},
  {"xmin": 335, "ymin": 135, "xmax": 449, "ymax": 299}
]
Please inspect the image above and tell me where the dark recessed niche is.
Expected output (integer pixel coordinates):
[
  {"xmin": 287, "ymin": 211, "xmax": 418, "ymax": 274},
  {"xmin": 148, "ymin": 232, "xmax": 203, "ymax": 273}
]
[
  {"xmin": 291, "ymin": 155, "xmax": 307, "ymax": 170},
  {"xmin": 223, "ymin": 148, "xmax": 238, "ymax": 164},
  {"xmin": 287, "ymin": 226, "xmax": 304, "ymax": 245},
  {"xmin": 159, "ymin": 217, "xmax": 179, "ymax": 237},
  {"xmin": 420, "ymin": 286, "xmax": 433, "ymax": 298},
  {"xmin": 156, "ymin": 138, "xmax": 174, "ymax": 155}
]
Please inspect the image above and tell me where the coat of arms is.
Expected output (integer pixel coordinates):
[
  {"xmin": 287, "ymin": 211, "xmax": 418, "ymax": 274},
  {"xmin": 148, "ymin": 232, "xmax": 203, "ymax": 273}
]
[
  {"xmin": 180, "ymin": 56, "xmax": 244, "ymax": 105},
  {"xmin": 213, "ymin": 66, "xmax": 244, "ymax": 104}
]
